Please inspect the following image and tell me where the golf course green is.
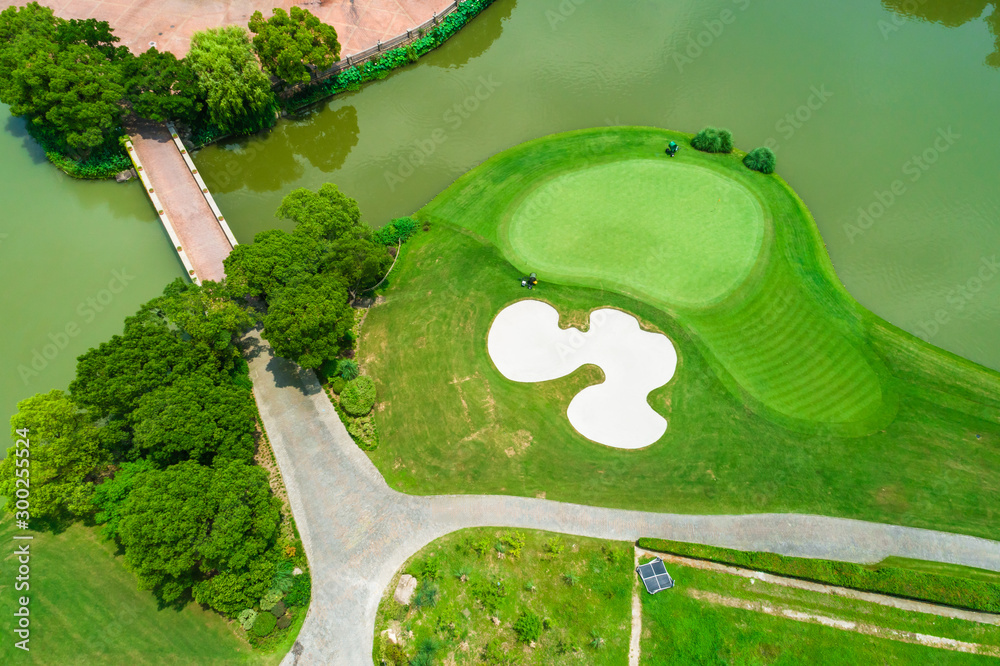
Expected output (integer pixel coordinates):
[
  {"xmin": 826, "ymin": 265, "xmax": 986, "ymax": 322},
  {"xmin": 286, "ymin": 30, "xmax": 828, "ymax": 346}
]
[
  {"xmin": 361, "ymin": 126, "xmax": 1000, "ymax": 541},
  {"xmin": 423, "ymin": 127, "xmax": 888, "ymax": 431},
  {"xmin": 507, "ymin": 159, "xmax": 764, "ymax": 308}
]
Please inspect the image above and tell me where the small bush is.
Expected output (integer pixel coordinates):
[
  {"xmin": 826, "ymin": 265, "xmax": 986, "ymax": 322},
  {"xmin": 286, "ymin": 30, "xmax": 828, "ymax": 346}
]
[
  {"xmin": 563, "ymin": 573, "xmax": 578, "ymax": 586},
  {"xmin": 471, "ymin": 537, "xmax": 492, "ymax": 556},
  {"xmin": 337, "ymin": 358, "xmax": 359, "ymax": 380},
  {"xmin": 416, "ymin": 556, "xmax": 442, "ymax": 581},
  {"xmin": 545, "ymin": 537, "xmax": 565, "ymax": 555},
  {"xmin": 273, "ymin": 561, "xmax": 295, "ymax": 592},
  {"xmin": 330, "ymin": 377, "xmax": 346, "ymax": 394},
  {"xmin": 513, "ymin": 611, "xmax": 543, "ymax": 644},
  {"xmin": 285, "ymin": 572, "xmax": 311, "ymax": 606},
  {"xmin": 269, "ymin": 600, "xmax": 286, "ymax": 617},
  {"xmin": 373, "ymin": 217, "xmax": 419, "ymax": 246},
  {"xmin": 259, "ymin": 587, "xmax": 283, "ymax": 611},
  {"xmin": 340, "ymin": 376, "xmax": 376, "ymax": 416},
  {"xmin": 473, "ymin": 578, "xmax": 508, "ymax": 612},
  {"xmin": 318, "ymin": 358, "xmax": 339, "ymax": 383},
  {"xmin": 411, "ymin": 638, "xmax": 440, "ymax": 666},
  {"xmin": 691, "ymin": 127, "xmax": 734, "ymax": 153},
  {"xmin": 252, "ymin": 611, "xmax": 277, "ymax": 636},
  {"xmin": 384, "ymin": 643, "xmax": 409, "ymax": 666},
  {"xmin": 413, "ymin": 582, "xmax": 438, "ymax": 609},
  {"xmin": 743, "ymin": 146, "xmax": 777, "ymax": 174},
  {"xmin": 500, "ymin": 531, "xmax": 526, "ymax": 559},
  {"xmin": 237, "ymin": 608, "xmax": 257, "ymax": 630},
  {"xmin": 276, "ymin": 613, "xmax": 292, "ymax": 629}
]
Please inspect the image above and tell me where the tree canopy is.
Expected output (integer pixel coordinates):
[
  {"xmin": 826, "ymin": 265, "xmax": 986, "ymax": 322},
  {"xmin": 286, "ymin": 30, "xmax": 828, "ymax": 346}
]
[
  {"xmin": 115, "ymin": 460, "xmax": 281, "ymax": 611},
  {"xmin": 248, "ymin": 7, "xmax": 341, "ymax": 84},
  {"xmin": 279, "ymin": 183, "xmax": 362, "ymax": 241},
  {"xmin": 0, "ymin": 390, "xmax": 111, "ymax": 522},
  {"xmin": 121, "ymin": 48, "xmax": 202, "ymax": 123},
  {"xmin": 187, "ymin": 26, "xmax": 278, "ymax": 134},
  {"xmin": 223, "ymin": 229, "xmax": 323, "ymax": 300},
  {"xmin": 262, "ymin": 273, "xmax": 353, "ymax": 369}
]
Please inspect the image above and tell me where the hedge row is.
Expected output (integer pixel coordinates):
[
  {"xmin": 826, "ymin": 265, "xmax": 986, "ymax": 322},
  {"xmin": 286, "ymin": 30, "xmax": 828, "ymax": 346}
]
[
  {"xmin": 287, "ymin": 0, "xmax": 497, "ymax": 110},
  {"xmin": 636, "ymin": 537, "xmax": 1000, "ymax": 614}
]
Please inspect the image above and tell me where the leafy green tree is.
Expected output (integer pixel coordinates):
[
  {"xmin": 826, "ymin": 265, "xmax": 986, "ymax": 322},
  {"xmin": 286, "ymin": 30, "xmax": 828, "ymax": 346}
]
[
  {"xmin": 0, "ymin": 390, "xmax": 110, "ymax": 522},
  {"xmin": 248, "ymin": 7, "xmax": 341, "ymax": 84},
  {"xmin": 92, "ymin": 458, "xmax": 155, "ymax": 540},
  {"xmin": 187, "ymin": 26, "xmax": 278, "ymax": 134},
  {"xmin": 71, "ymin": 307, "xmax": 219, "ymax": 420},
  {"xmin": 223, "ymin": 229, "xmax": 323, "ymax": 299},
  {"xmin": 262, "ymin": 273, "xmax": 352, "ymax": 369},
  {"xmin": 116, "ymin": 460, "xmax": 280, "ymax": 610},
  {"xmin": 122, "ymin": 48, "xmax": 203, "ymax": 123},
  {"xmin": 130, "ymin": 374, "xmax": 256, "ymax": 467},
  {"xmin": 156, "ymin": 279, "xmax": 255, "ymax": 362},
  {"xmin": 55, "ymin": 17, "xmax": 130, "ymax": 61},
  {"xmin": 327, "ymin": 231, "xmax": 392, "ymax": 298},
  {"xmin": 278, "ymin": 183, "xmax": 362, "ymax": 241}
]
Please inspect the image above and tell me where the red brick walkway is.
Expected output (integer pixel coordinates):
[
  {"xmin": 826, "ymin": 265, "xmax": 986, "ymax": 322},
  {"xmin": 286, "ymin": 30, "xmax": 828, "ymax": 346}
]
[
  {"xmin": 4, "ymin": 0, "xmax": 453, "ymax": 57},
  {"xmin": 128, "ymin": 118, "xmax": 232, "ymax": 283}
]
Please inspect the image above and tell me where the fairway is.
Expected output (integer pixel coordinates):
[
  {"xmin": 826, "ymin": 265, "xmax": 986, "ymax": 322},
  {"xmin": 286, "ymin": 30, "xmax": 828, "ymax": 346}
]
[{"xmin": 507, "ymin": 159, "xmax": 765, "ymax": 308}]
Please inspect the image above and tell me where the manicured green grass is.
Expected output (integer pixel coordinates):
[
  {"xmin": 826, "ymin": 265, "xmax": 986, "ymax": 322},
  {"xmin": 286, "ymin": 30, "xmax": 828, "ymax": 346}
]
[
  {"xmin": 637, "ymin": 538, "xmax": 1000, "ymax": 613},
  {"xmin": 642, "ymin": 561, "xmax": 999, "ymax": 665},
  {"xmin": 507, "ymin": 159, "xmax": 765, "ymax": 308},
  {"xmin": 362, "ymin": 127, "xmax": 1000, "ymax": 541},
  {"xmin": 0, "ymin": 518, "xmax": 284, "ymax": 664},
  {"xmin": 372, "ymin": 528, "xmax": 632, "ymax": 665},
  {"xmin": 420, "ymin": 126, "xmax": 897, "ymax": 429}
]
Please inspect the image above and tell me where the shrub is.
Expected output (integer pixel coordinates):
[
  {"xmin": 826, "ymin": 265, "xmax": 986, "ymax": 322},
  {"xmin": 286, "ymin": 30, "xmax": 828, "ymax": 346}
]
[
  {"xmin": 415, "ymin": 556, "xmax": 442, "ymax": 581},
  {"xmin": 500, "ymin": 531, "xmax": 526, "ymax": 559},
  {"xmin": 252, "ymin": 611, "xmax": 276, "ymax": 636},
  {"xmin": 384, "ymin": 643, "xmax": 409, "ymax": 666},
  {"xmin": 285, "ymin": 572, "xmax": 311, "ymax": 606},
  {"xmin": 259, "ymin": 587, "xmax": 284, "ymax": 611},
  {"xmin": 413, "ymin": 582, "xmax": 438, "ymax": 609},
  {"xmin": 546, "ymin": 537, "xmax": 565, "ymax": 555},
  {"xmin": 471, "ymin": 537, "xmax": 492, "ymax": 556},
  {"xmin": 330, "ymin": 377, "xmax": 346, "ymax": 394},
  {"xmin": 273, "ymin": 561, "xmax": 295, "ymax": 592},
  {"xmin": 340, "ymin": 375, "xmax": 376, "ymax": 416},
  {"xmin": 318, "ymin": 358, "xmax": 339, "ymax": 383},
  {"xmin": 276, "ymin": 613, "xmax": 292, "ymax": 629},
  {"xmin": 237, "ymin": 608, "xmax": 258, "ymax": 630},
  {"xmin": 473, "ymin": 578, "xmax": 507, "ymax": 612},
  {"xmin": 743, "ymin": 146, "xmax": 777, "ymax": 174},
  {"xmin": 336, "ymin": 358, "xmax": 359, "ymax": 380},
  {"xmin": 690, "ymin": 127, "xmax": 734, "ymax": 153},
  {"xmin": 563, "ymin": 573, "xmax": 578, "ymax": 586},
  {"xmin": 269, "ymin": 599, "xmax": 286, "ymax": 617},
  {"xmin": 513, "ymin": 611, "xmax": 543, "ymax": 644}
]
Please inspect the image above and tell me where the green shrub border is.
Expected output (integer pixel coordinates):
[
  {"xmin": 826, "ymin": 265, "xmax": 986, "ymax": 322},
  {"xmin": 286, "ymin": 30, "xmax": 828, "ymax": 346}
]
[
  {"xmin": 286, "ymin": 0, "xmax": 498, "ymax": 111},
  {"xmin": 636, "ymin": 537, "xmax": 1000, "ymax": 614}
]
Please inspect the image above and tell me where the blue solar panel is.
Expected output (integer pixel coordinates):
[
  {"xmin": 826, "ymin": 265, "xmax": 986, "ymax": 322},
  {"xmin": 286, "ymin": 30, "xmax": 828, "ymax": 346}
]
[{"xmin": 637, "ymin": 557, "xmax": 675, "ymax": 594}]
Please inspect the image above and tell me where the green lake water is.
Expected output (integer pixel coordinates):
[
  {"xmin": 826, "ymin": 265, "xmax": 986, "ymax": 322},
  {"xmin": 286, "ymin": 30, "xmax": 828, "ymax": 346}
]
[{"xmin": 2, "ymin": 0, "xmax": 999, "ymax": 448}]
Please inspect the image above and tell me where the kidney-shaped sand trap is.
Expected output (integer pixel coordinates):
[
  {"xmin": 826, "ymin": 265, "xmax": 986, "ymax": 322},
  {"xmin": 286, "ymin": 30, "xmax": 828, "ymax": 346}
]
[{"xmin": 487, "ymin": 300, "xmax": 677, "ymax": 449}]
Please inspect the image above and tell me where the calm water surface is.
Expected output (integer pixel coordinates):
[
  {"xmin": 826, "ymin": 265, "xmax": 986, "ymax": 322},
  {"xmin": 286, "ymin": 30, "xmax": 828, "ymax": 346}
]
[{"xmin": 2, "ymin": 0, "xmax": 999, "ymax": 447}]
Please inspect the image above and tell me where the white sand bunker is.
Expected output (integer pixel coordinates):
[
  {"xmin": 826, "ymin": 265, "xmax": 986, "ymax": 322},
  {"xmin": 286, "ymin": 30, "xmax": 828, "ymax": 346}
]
[{"xmin": 487, "ymin": 300, "xmax": 677, "ymax": 449}]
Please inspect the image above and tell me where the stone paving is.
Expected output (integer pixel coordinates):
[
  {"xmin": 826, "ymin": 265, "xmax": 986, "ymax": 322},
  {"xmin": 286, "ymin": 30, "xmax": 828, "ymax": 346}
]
[
  {"xmin": 128, "ymin": 118, "xmax": 232, "ymax": 282},
  {"xmin": 244, "ymin": 330, "xmax": 1000, "ymax": 666},
  {"xmin": 4, "ymin": 0, "xmax": 454, "ymax": 57}
]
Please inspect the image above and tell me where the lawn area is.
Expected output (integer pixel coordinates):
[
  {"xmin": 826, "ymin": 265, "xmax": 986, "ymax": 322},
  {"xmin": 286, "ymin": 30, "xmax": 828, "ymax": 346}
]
[
  {"xmin": 641, "ymin": 559, "xmax": 1000, "ymax": 665},
  {"xmin": 0, "ymin": 517, "xmax": 287, "ymax": 664},
  {"xmin": 361, "ymin": 126, "xmax": 1000, "ymax": 541},
  {"xmin": 372, "ymin": 528, "xmax": 633, "ymax": 665}
]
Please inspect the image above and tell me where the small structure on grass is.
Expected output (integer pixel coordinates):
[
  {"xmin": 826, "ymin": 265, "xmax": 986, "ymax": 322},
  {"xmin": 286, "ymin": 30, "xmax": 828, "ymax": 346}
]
[{"xmin": 636, "ymin": 557, "xmax": 675, "ymax": 594}]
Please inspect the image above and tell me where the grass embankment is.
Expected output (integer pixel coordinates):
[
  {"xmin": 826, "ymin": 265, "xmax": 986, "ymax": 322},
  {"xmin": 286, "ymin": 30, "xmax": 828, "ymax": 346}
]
[
  {"xmin": 361, "ymin": 127, "xmax": 1000, "ymax": 541},
  {"xmin": 642, "ymin": 558, "xmax": 1000, "ymax": 665},
  {"xmin": 637, "ymin": 538, "xmax": 1000, "ymax": 614},
  {"xmin": 0, "ymin": 518, "xmax": 281, "ymax": 664},
  {"xmin": 372, "ymin": 528, "xmax": 633, "ymax": 665}
]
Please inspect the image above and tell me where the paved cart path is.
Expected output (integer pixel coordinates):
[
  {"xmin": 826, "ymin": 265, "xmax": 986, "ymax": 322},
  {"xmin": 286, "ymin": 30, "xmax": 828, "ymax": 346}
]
[{"xmin": 242, "ymin": 332, "xmax": 1000, "ymax": 666}]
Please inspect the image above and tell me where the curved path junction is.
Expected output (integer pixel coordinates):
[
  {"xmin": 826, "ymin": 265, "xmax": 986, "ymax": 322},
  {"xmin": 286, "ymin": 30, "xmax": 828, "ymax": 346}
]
[{"xmin": 244, "ymin": 332, "xmax": 1000, "ymax": 665}]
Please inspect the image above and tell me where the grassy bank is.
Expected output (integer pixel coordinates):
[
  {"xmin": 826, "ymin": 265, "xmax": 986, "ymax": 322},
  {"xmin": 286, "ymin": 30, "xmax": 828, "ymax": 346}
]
[
  {"xmin": 361, "ymin": 127, "xmax": 1000, "ymax": 541},
  {"xmin": 372, "ymin": 528, "xmax": 633, "ymax": 665},
  {"xmin": 642, "ymin": 558, "xmax": 1000, "ymax": 664},
  {"xmin": 0, "ymin": 518, "xmax": 275, "ymax": 664},
  {"xmin": 637, "ymin": 538, "xmax": 1000, "ymax": 614}
]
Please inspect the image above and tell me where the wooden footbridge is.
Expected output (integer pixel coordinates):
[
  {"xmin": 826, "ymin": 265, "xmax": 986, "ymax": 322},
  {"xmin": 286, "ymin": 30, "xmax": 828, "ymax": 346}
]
[{"xmin": 125, "ymin": 118, "xmax": 238, "ymax": 284}]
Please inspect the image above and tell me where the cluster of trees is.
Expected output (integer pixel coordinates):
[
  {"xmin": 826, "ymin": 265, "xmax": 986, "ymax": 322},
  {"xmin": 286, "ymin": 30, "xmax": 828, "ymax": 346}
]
[
  {"xmin": 0, "ymin": 280, "xmax": 291, "ymax": 614},
  {"xmin": 224, "ymin": 184, "xmax": 414, "ymax": 370},
  {"xmin": 0, "ymin": 2, "xmax": 342, "ymax": 161},
  {"xmin": 689, "ymin": 126, "xmax": 776, "ymax": 175}
]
